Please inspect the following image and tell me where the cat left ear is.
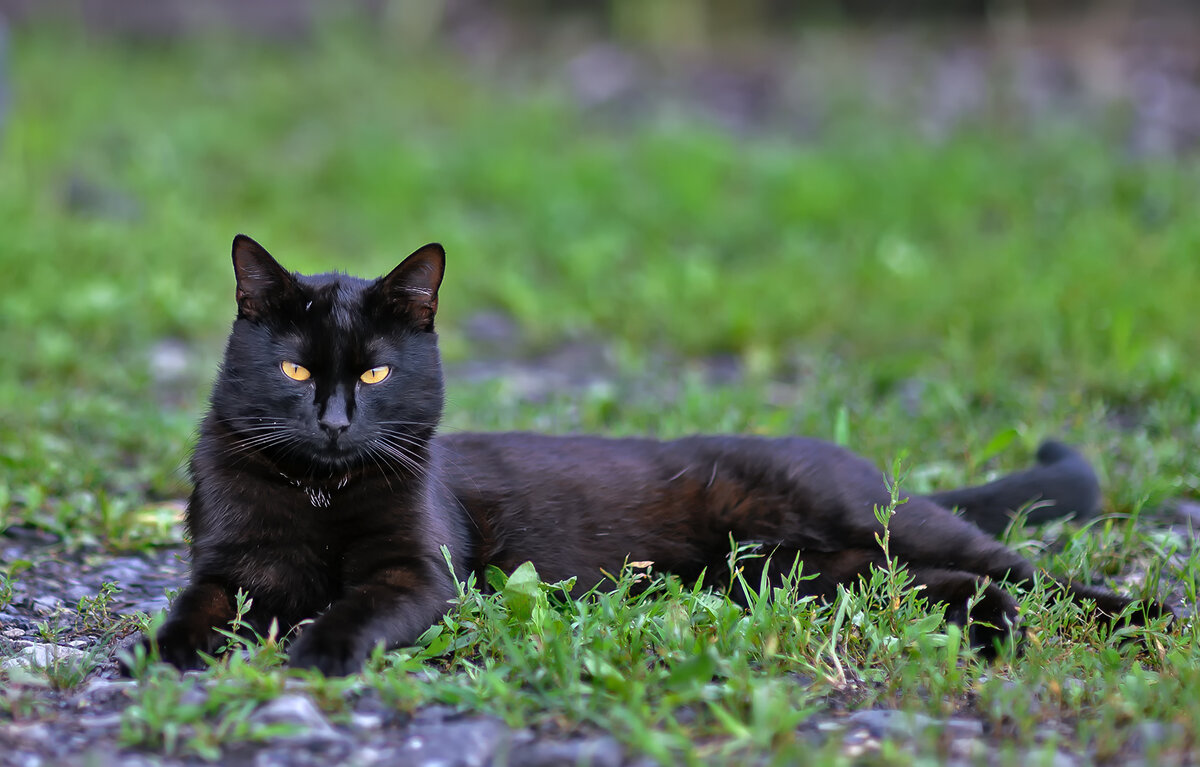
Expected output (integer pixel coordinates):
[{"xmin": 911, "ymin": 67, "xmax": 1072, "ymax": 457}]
[
  {"xmin": 374, "ymin": 243, "xmax": 445, "ymax": 330},
  {"xmin": 231, "ymin": 234, "xmax": 299, "ymax": 321}
]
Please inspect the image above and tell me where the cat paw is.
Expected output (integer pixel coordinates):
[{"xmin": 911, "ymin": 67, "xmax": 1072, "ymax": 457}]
[
  {"xmin": 287, "ymin": 628, "xmax": 368, "ymax": 676},
  {"xmin": 119, "ymin": 620, "xmax": 220, "ymax": 674},
  {"xmin": 945, "ymin": 584, "xmax": 1022, "ymax": 660}
]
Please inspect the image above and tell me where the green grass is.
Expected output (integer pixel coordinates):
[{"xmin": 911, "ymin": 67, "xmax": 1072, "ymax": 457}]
[{"xmin": 1, "ymin": 23, "xmax": 1199, "ymax": 765}]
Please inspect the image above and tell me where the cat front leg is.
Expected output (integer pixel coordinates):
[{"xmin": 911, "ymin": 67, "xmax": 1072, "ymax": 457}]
[
  {"xmin": 129, "ymin": 581, "xmax": 236, "ymax": 672},
  {"xmin": 288, "ymin": 565, "xmax": 456, "ymax": 676}
]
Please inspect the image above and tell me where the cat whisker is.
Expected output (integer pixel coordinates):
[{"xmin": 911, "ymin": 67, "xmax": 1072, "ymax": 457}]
[
  {"xmin": 372, "ymin": 439, "xmax": 427, "ymax": 477},
  {"xmin": 378, "ymin": 428, "xmax": 475, "ymax": 476},
  {"xmin": 373, "ymin": 444, "xmax": 422, "ymax": 474},
  {"xmin": 360, "ymin": 444, "xmax": 401, "ymax": 492},
  {"xmin": 221, "ymin": 430, "xmax": 300, "ymax": 460}
]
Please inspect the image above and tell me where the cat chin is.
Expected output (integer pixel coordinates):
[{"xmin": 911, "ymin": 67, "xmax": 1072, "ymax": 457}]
[{"xmin": 271, "ymin": 451, "xmax": 357, "ymax": 483}]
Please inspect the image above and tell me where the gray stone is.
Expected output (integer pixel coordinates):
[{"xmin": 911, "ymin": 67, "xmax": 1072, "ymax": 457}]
[
  {"xmin": 393, "ymin": 718, "xmax": 512, "ymax": 767},
  {"xmin": 78, "ymin": 713, "xmax": 123, "ymax": 729},
  {"xmin": 842, "ymin": 709, "xmax": 983, "ymax": 744},
  {"xmin": 80, "ymin": 677, "xmax": 137, "ymax": 705},
  {"xmin": 943, "ymin": 717, "xmax": 985, "ymax": 739},
  {"xmin": 249, "ymin": 694, "xmax": 341, "ymax": 743},
  {"xmin": 1020, "ymin": 748, "xmax": 1079, "ymax": 767},
  {"xmin": 505, "ymin": 736, "xmax": 624, "ymax": 767},
  {"xmin": 32, "ymin": 595, "xmax": 64, "ymax": 615},
  {"xmin": 2, "ymin": 642, "xmax": 88, "ymax": 670},
  {"xmin": 1174, "ymin": 500, "xmax": 1200, "ymax": 526},
  {"xmin": 98, "ymin": 556, "xmax": 156, "ymax": 584},
  {"xmin": 845, "ymin": 708, "xmax": 936, "ymax": 740},
  {"xmin": 1126, "ymin": 720, "xmax": 1187, "ymax": 754}
]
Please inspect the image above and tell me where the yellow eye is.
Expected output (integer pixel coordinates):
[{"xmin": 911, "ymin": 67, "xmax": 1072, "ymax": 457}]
[
  {"xmin": 360, "ymin": 365, "xmax": 390, "ymax": 384},
  {"xmin": 281, "ymin": 362, "xmax": 311, "ymax": 381}
]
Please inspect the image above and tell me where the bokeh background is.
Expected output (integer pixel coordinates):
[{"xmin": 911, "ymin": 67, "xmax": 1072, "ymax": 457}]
[{"xmin": 0, "ymin": 0, "xmax": 1198, "ymax": 547}]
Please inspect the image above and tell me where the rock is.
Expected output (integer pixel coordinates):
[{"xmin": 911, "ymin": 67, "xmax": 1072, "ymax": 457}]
[
  {"xmin": 97, "ymin": 556, "xmax": 156, "ymax": 584},
  {"xmin": 2, "ymin": 627, "xmax": 24, "ymax": 638},
  {"xmin": 78, "ymin": 713, "xmax": 124, "ymax": 729},
  {"xmin": 249, "ymin": 694, "xmax": 342, "ymax": 743},
  {"xmin": 1173, "ymin": 500, "xmax": 1200, "ymax": 527},
  {"xmin": 845, "ymin": 709, "xmax": 936, "ymax": 740},
  {"xmin": 32, "ymin": 595, "xmax": 65, "ymax": 615},
  {"xmin": 944, "ymin": 717, "xmax": 985, "ymax": 739},
  {"xmin": 409, "ymin": 705, "xmax": 463, "ymax": 725},
  {"xmin": 1126, "ymin": 720, "xmax": 1186, "ymax": 754},
  {"xmin": 843, "ymin": 709, "xmax": 983, "ymax": 743},
  {"xmin": 2, "ymin": 642, "xmax": 88, "ymax": 670},
  {"xmin": 395, "ymin": 718, "xmax": 512, "ymax": 767},
  {"xmin": 80, "ymin": 676, "xmax": 137, "ymax": 705},
  {"xmin": 1021, "ymin": 748, "xmax": 1079, "ymax": 767},
  {"xmin": 251, "ymin": 740, "xmax": 356, "ymax": 767},
  {"xmin": 505, "ymin": 736, "xmax": 624, "ymax": 767}
]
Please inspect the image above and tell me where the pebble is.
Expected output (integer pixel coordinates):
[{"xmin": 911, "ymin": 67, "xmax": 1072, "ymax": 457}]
[
  {"xmin": 855, "ymin": 708, "xmax": 982, "ymax": 740},
  {"xmin": 505, "ymin": 736, "xmax": 624, "ymax": 767},
  {"xmin": 78, "ymin": 713, "xmax": 124, "ymax": 729},
  {"xmin": 845, "ymin": 708, "xmax": 936, "ymax": 739},
  {"xmin": 2, "ymin": 627, "xmax": 24, "ymax": 638},
  {"xmin": 350, "ymin": 712, "xmax": 384, "ymax": 731},
  {"xmin": 80, "ymin": 677, "xmax": 137, "ymax": 704},
  {"xmin": 32, "ymin": 595, "xmax": 64, "ymax": 615},
  {"xmin": 249, "ymin": 694, "xmax": 342, "ymax": 743},
  {"xmin": 398, "ymin": 718, "xmax": 512, "ymax": 767},
  {"xmin": 2, "ymin": 642, "xmax": 88, "ymax": 670},
  {"xmin": 98, "ymin": 557, "xmax": 157, "ymax": 584}
]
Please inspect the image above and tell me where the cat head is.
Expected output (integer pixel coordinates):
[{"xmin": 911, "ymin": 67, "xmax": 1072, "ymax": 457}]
[{"xmin": 209, "ymin": 234, "xmax": 446, "ymax": 481}]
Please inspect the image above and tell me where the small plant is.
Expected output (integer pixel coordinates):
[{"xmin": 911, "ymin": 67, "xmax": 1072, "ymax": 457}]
[
  {"xmin": 76, "ymin": 581, "xmax": 122, "ymax": 633},
  {"xmin": 0, "ymin": 572, "xmax": 13, "ymax": 612},
  {"xmin": 119, "ymin": 668, "xmax": 293, "ymax": 760},
  {"xmin": 0, "ymin": 559, "xmax": 31, "ymax": 611},
  {"xmin": 41, "ymin": 646, "xmax": 103, "ymax": 692},
  {"xmin": 33, "ymin": 620, "xmax": 63, "ymax": 644}
]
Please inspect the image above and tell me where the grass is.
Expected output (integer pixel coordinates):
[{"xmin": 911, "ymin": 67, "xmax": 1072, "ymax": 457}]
[{"xmin": 0, "ymin": 21, "xmax": 1198, "ymax": 765}]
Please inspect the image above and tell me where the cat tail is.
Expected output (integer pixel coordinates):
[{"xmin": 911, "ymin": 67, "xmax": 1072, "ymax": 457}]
[{"xmin": 924, "ymin": 440, "xmax": 1101, "ymax": 536}]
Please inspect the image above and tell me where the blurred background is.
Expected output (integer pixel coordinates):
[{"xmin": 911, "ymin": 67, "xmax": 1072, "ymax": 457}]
[{"xmin": 0, "ymin": 1, "xmax": 1198, "ymax": 548}]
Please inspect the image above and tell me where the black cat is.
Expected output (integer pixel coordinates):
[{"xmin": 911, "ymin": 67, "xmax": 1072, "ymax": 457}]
[{"xmin": 134, "ymin": 235, "xmax": 1167, "ymax": 676}]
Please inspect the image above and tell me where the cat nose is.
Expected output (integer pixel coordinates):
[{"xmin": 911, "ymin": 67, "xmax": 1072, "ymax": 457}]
[
  {"xmin": 320, "ymin": 416, "xmax": 350, "ymax": 437},
  {"xmin": 319, "ymin": 393, "xmax": 351, "ymax": 437}
]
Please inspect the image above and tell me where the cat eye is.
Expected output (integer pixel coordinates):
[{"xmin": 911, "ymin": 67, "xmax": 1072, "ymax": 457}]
[
  {"xmin": 281, "ymin": 362, "xmax": 312, "ymax": 382},
  {"xmin": 360, "ymin": 366, "xmax": 390, "ymax": 385}
]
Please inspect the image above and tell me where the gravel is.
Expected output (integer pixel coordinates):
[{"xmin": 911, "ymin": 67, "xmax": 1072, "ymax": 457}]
[{"xmin": 2, "ymin": 496, "xmax": 1197, "ymax": 765}]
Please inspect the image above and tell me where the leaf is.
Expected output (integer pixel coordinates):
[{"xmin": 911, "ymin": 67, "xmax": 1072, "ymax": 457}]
[
  {"xmin": 485, "ymin": 565, "xmax": 509, "ymax": 593},
  {"xmin": 666, "ymin": 647, "xmax": 718, "ymax": 690},
  {"xmin": 502, "ymin": 561, "xmax": 543, "ymax": 622},
  {"xmin": 416, "ymin": 624, "xmax": 452, "ymax": 657},
  {"xmin": 834, "ymin": 405, "xmax": 850, "ymax": 447},
  {"xmin": 979, "ymin": 428, "xmax": 1018, "ymax": 464}
]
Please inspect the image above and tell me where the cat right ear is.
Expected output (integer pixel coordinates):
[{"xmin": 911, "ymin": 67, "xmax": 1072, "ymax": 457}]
[
  {"xmin": 231, "ymin": 234, "xmax": 299, "ymax": 320},
  {"xmin": 374, "ymin": 243, "xmax": 446, "ymax": 331}
]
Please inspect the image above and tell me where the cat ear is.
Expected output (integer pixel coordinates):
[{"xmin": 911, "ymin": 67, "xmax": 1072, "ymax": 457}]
[
  {"xmin": 231, "ymin": 234, "xmax": 299, "ymax": 320},
  {"xmin": 374, "ymin": 243, "xmax": 445, "ymax": 330}
]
